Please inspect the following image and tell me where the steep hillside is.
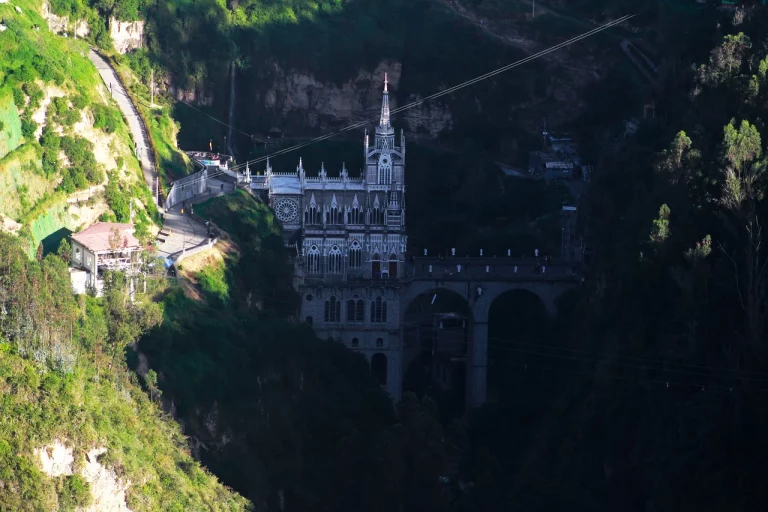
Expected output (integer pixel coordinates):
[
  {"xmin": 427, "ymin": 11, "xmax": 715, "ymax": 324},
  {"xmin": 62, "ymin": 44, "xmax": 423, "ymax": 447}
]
[
  {"xmin": 0, "ymin": 233, "xmax": 250, "ymax": 510},
  {"xmin": 0, "ymin": 0, "xmax": 161, "ymax": 254}
]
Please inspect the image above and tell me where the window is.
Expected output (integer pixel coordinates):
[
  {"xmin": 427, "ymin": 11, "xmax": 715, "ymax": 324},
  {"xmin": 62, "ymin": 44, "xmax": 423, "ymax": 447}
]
[
  {"xmin": 328, "ymin": 245, "xmax": 342, "ymax": 274},
  {"xmin": 376, "ymin": 337, "xmax": 384, "ymax": 348},
  {"xmin": 307, "ymin": 205, "xmax": 319, "ymax": 224},
  {"xmin": 307, "ymin": 245, "xmax": 321, "ymax": 274},
  {"xmin": 350, "ymin": 206, "xmax": 361, "ymax": 225},
  {"xmin": 372, "ymin": 206, "xmax": 384, "ymax": 225},
  {"xmin": 347, "ymin": 298, "xmax": 365, "ymax": 322},
  {"xmin": 306, "ymin": 316, "xmax": 313, "ymax": 326},
  {"xmin": 370, "ymin": 297, "xmax": 387, "ymax": 323},
  {"xmin": 330, "ymin": 205, "xmax": 341, "ymax": 225},
  {"xmin": 351, "ymin": 338, "xmax": 359, "ymax": 348},
  {"xmin": 349, "ymin": 241, "xmax": 362, "ymax": 269},
  {"xmin": 305, "ymin": 294, "xmax": 314, "ymax": 301},
  {"xmin": 325, "ymin": 296, "xmax": 341, "ymax": 323}
]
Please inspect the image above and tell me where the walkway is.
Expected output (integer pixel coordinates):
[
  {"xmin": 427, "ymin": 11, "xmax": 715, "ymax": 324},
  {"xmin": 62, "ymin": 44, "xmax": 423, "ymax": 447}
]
[
  {"xmin": 88, "ymin": 49, "xmax": 156, "ymax": 195},
  {"xmin": 154, "ymin": 205, "xmax": 211, "ymax": 260},
  {"xmin": 88, "ymin": 49, "xmax": 212, "ymax": 264}
]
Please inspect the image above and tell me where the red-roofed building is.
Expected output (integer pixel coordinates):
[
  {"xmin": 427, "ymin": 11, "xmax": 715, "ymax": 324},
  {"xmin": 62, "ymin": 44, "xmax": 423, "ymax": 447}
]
[{"xmin": 70, "ymin": 222, "xmax": 144, "ymax": 293}]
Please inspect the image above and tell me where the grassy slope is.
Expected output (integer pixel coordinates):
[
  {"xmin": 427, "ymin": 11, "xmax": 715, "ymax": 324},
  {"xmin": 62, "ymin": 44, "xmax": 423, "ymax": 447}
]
[
  {"xmin": 0, "ymin": 345, "xmax": 250, "ymax": 511},
  {"xmin": 0, "ymin": 0, "xmax": 158, "ymax": 252},
  {"xmin": 0, "ymin": 231, "xmax": 250, "ymax": 511}
]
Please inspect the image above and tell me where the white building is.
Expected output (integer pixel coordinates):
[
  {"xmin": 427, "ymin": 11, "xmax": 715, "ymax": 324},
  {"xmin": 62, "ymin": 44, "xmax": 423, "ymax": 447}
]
[
  {"xmin": 264, "ymin": 76, "xmax": 407, "ymax": 400},
  {"xmin": 70, "ymin": 222, "xmax": 143, "ymax": 293}
]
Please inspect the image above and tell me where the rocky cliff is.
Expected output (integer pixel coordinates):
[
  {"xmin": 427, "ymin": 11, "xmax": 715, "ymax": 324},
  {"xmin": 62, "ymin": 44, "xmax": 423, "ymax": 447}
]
[
  {"xmin": 259, "ymin": 60, "xmax": 453, "ymax": 137},
  {"xmin": 41, "ymin": 0, "xmax": 89, "ymax": 37},
  {"xmin": 110, "ymin": 18, "xmax": 145, "ymax": 54}
]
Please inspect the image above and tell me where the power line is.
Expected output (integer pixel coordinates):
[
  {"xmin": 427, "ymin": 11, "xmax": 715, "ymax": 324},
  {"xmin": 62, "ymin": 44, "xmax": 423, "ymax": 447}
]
[
  {"xmin": 174, "ymin": 96, "xmax": 268, "ymax": 144},
  {"xmin": 226, "ymin": 13, "xmax": 634, "ymax": 174},
  {"xmin": 166, "ymin": 13, "xmax": 633, "ymax": 191},
  {"xmin": 485, "ymin": 336, "xmax": 768, "ymax": 378},
  {"xmin": 430, "ymin": 347, "xmax": 768, "ymax": 396}
]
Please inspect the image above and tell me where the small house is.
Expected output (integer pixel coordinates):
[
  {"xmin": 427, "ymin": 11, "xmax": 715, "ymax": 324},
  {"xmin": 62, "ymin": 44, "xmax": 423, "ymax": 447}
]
[{"xmin": 70, "ymin": 222, "xmax": 143, "ymax": 292}]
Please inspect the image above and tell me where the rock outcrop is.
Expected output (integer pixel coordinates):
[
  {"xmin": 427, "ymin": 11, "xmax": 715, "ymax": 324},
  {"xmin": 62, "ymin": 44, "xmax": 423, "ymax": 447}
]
[
  {"xmin": 41, "ymin": 0, "xmax": 89, "ymax": 37},
  {"xmin": 109, "ymin": 18, "xmax": 145, "ymax": 54},
  {"xmin": 258, "ymin": 60, "xmax": 453, "ymax": 137}
]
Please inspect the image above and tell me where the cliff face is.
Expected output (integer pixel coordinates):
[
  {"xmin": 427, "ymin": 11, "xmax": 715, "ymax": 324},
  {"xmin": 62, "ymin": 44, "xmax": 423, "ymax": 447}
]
[
  {"xmin": 41, "ymin": 0, "xmax": 89, "ymax": 37},
  {"xmin": 110, "ymin": 18, "xmax": 145, "ymax": 54},
  {"xmin": 258, "ymin": 61, "xmax": 453, "ymax": 137}
]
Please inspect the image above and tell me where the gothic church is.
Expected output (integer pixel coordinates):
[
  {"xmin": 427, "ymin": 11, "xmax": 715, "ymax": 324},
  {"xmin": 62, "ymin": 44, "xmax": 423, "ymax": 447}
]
[{"xmin": 263, "ymin": 76, "xmax": 406, "ymax": 400}]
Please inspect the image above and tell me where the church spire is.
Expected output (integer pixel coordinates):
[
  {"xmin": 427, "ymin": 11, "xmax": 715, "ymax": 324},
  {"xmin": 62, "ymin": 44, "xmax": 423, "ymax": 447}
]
[{"xmin": 377, "ymin": 73, "xmax": 394, "ymax": 137}]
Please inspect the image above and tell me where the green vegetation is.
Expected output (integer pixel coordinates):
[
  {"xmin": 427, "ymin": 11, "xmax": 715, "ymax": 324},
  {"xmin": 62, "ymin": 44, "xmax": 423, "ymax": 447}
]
[
  {"xmin": 139, "ymin": 190, "xmax": 473, "ymax": 510},
  {"xmin": 58, "ymin": 475, "xmax": 92, "ymax": 511},
  {"xmin": 0, "ymin": 233, "xmax": 250, "ymax": 510},
  {"xmin": 0, "ymin": 0, "xmax": 158, "ymax": 251},
  {"xmin": 91, "ymin": 103, "xmax": 122, "ymax": 134}
]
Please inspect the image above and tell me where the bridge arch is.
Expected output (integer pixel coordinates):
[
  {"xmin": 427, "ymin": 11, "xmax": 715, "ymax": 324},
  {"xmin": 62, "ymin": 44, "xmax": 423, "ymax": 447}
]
[
  {"xmin": 401, "ymin": 287, "xmax": 472, "ymax": 418},
  {"xmin": 371, "ymin": 353, "xmax": 388, "ymax": 386},
  {"xmin": 486, "ymin": 289, "xmax": 552, "ymax": 402},
  {"xmin": 400, "ymin": 277, "xmax": 577, "ymax": 409}
]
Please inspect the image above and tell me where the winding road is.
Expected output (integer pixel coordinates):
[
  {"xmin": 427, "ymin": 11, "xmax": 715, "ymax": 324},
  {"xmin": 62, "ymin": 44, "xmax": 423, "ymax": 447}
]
[
  {"xmin": 88, "ymin": 49, "xmax": 211, "ymax": 263},
  {"xmin": 88, "ymin": 49, "xmax": 156, "ymax": 194}
]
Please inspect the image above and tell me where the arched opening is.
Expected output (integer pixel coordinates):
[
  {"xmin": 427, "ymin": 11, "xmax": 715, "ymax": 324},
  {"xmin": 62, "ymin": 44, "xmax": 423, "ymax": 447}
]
[
  {"xmin": 307, "ymin": 245, "xmax": 320, "ymax": 274},
  {"xmin": 371, "ymin": 353, "xmax": 387, "ymax": 386},
  {"xmin": 324, "ymin": 296, "xmax": 341, "ymax": 323},
  {"xmin": 351, "ymin": 337, "xmax": 359, "ymax": 348},
  {"xmin": 402, "ymin": 289, "xmax": 471, "ymax": 421},
  {"xmin": 371, "ymin": 253, "xmax": 381, "ymax": 278},
  {"xmin": 487, "ymin": 289, "xmax": 551, "ymax": 404},
  {"xmin": 348, "ymin": 240, "xmax": 362, "ymax": 269},
  {"xmin": 388, "ymin": 253, "xmax": 398, "ymax": 279},
  {"xmin": 327, "ymin": 245, "xmax": 342, "ymax": 274}
]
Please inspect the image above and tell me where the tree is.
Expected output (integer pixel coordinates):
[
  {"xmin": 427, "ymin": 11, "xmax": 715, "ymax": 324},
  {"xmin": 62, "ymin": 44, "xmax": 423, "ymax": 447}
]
[{"xmin": 717, "ymin": 119, "xmax": 767, "ymax": 352}]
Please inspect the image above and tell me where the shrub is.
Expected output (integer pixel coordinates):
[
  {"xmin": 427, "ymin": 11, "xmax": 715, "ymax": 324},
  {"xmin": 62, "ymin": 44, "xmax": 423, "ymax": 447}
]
[
  {"xmin": 72, "ymin": 94, "xmax": 88, "ymax": 110},
  {"xmin": 105, "ymin": 180, "xmax": 130, "ymax": 222},
  {"xmin": 22, "ymin": 83, "xmax": 45, "ymax": 112},
  {"xmin": 20, "ymin": 119, "xmax": 36, "ymax": 139},
  {"xmin": 92, "ymin": 104, "xmax": 122, "ymax": 134},
  {"xmin": 58, "ymin": 474, "xmax": 92, "ymax": 511},
  {"xmin": 12, "ymin": 88, "xmax": 26, "ymax": 109}
]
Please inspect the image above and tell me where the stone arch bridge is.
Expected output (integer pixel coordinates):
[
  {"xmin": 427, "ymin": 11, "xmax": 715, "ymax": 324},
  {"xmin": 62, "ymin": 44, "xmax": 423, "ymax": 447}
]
[{"xmin": 400, "ymin": 257, "xmax": 581, "ymax": 408}]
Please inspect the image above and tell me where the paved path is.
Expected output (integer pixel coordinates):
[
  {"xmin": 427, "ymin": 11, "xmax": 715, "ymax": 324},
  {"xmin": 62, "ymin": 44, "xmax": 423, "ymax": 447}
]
[
  {"xmin": 155, "ymin": 205, "xmax": 211, "ymax": 260},
  {"xmin": 88, "ymin": 49, "xmax": 212, "ymax": 264},
  {"xmin": 88, "ymin": 49, "xmax": 156, "ymax": 194}
]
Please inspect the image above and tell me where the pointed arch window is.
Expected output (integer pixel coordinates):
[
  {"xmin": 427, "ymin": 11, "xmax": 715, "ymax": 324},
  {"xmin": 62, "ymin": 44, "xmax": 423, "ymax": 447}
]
[
  {"xmin": 324, "ymin": 296, "xmax": 341, "ymax": 323},
  {"xmin": 350, "ymin": 205, "xmax": 362, "ymax": 225},
  {"xmin": 378, "ymin": 155, "xmax": 392, "ymax": 184},
  {"xmin": 346, "ymin": 297, "xmax": 365, "ymax": 322},
  {"xmin": 327, "ymin": 245, "xmax": 342, "ymax": 274},
  {"xmin": 330, "ymin": 205, "xmax": 341, "ymax": 225},
  {"xmin": 388, "ymin": 253, "xmax": 398, "ymax": 279},
  {"xmin": 308, "ymin": 205, "xmax": 319, "ymax": 224},
  {"xmin": 348, "ymin": 240, "xmax": 362, "ymax": 269},
  {"xmin": 372, "ymin": 206, "xmax": 384, "ymax": 225},
  {"xmin": 370, "ymin": 296, "xmax": 387, "ymax": 323},
  {"xmin": 371, "ymin": 252, "xmax": 381, "ymax": 278},
  {"xmin": 307, "ymin": 245, "xmax": 321, "ymax": 274}
]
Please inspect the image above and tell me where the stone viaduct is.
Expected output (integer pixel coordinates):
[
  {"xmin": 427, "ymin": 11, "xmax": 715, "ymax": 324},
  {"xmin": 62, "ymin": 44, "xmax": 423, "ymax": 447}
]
[{"xmin": 400, "ymin": 257, "xmax": 581, "ymax": 408}]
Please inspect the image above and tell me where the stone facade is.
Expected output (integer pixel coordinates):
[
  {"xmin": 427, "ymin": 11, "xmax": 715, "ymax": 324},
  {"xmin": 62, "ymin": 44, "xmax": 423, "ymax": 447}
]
[{"xmin": 265, "ymin": 77, "xmax": 406, "ymax": 400}]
